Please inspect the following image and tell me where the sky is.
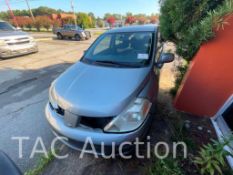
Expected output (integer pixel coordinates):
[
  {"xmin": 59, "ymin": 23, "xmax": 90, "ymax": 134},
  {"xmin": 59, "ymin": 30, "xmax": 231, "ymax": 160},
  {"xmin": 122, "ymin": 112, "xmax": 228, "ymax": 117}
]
[{"xmin": 0, "ymin": 0, "xmax": 160, "ymax": 17}]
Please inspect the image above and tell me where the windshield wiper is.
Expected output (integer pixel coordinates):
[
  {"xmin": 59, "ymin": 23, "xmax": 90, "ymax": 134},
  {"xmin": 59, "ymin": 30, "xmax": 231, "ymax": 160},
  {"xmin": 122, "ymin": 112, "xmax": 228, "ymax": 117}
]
[{"xmin": 94, "ymin": 60, "xmax": 140, "ymax": 67}]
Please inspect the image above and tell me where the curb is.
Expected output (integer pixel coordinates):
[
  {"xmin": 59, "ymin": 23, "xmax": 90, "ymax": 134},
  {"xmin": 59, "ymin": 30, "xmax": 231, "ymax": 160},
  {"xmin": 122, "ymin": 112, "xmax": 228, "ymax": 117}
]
[{"xmin": 35, "ymin": 38, "xmax": 53, "ymax": 41}]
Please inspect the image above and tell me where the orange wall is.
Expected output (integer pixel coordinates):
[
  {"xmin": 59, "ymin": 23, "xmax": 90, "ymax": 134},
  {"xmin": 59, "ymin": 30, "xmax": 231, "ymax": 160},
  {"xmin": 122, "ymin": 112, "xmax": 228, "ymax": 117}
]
[{"xmin": 174, "ymin": 15, "xmax": 233, "ymax": 117}]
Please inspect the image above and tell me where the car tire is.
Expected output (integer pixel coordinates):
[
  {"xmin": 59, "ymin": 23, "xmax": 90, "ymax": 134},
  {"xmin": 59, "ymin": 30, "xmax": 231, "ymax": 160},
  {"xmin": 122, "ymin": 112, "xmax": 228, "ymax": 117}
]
[
  {"xmin": 75, "ymin": 34, "xmax": 81, "ymax": 41},
  {"xmin": 57, "ymin": 33, "xmax": 63, "ymax": 40}
]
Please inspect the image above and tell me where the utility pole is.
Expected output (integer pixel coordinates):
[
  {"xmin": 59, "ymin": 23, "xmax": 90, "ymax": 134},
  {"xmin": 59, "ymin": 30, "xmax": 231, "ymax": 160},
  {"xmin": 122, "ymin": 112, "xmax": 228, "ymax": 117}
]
[
  {"xmin": 4, "ymin": 0, "xmax": 18, "ymax": 27},
  {"xmin": 25, "ymin": 0, "xmax": 35, "ymax": 22},
  {"xmin": 70, "ymin": 0, "xmax": 77, "ymax": 26}
]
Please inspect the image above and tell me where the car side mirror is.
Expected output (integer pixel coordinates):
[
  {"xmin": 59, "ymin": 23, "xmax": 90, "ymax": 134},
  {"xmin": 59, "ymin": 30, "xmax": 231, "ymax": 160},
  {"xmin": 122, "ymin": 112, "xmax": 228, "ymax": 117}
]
[{"xmin": 156, "ymin": 53, "xmax": 174, "ymax": 68}]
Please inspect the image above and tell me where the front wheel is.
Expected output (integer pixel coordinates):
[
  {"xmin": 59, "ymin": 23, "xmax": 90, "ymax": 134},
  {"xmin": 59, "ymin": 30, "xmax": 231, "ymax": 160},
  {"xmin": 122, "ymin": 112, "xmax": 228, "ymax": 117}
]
[
  {"xmin": 75, "ymin": 34, "xmax": 81, "ymax": 41},
  {"xmin": 57, "ymin": 33, "xmax": 63, "ymax": 40}
]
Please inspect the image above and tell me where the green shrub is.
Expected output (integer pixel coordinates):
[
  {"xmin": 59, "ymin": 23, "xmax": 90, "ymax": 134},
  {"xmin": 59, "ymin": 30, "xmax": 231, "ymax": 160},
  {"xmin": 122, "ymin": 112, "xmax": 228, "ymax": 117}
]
[
  {"xmin": 170, "ymin": 63, "xmax": 189, "ymax": 97},
  {"xmin": 160, "ymin": 0, "xmax": 233, "ymax": 96},
  {"xmin": 194, "ymin": 137, "xmax": 233, "ymax": 175},
  {"xmin": 149, "ymin": 156, "xmax": 184, "ymax": 175},
  {"xmin": 160, "ymin": 0, "xmax": 225, "ymax": 59},
  {"xmin": 76, "ymin": 12, "xmax": 93, "ymax": 29}
]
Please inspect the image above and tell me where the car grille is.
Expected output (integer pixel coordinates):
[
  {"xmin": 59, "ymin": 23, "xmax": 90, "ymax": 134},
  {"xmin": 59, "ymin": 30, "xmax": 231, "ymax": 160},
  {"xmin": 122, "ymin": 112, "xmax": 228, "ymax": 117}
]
[
  {"xmin": 49, "ymin": 103, "xmax": 64, "ymax": 116},
  {"xmin": 84, "ymin": 31, "xmax": 91, "ymax": 38},
  {"xmin": 80, "ymin": 116, "xmax": 113, "ymax": 129},
  {"xmin": 6, "ymin": 37, "xmax": 30, "ymax": 45},
  {"xmin": 49, "ymin": 103, "xmax": 113, "ymax": 130},
  {"xmin": 8, "ymin": 41, "xmax": 30, "ymax": 45}
]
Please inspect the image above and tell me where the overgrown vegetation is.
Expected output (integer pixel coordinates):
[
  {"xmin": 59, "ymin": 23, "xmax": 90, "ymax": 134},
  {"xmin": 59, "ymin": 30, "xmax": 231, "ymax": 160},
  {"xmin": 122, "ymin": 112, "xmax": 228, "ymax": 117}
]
[
  {"xmin": 160, "ymin": 0, "xmax": 233, "ymax": 96},
  {"xmin": 195, "ymin": 137, "xmax": 233, "ymax": 175},
  {"xmin": 25, "ymin": 150, "xmax": 56, "ymax": 175},
  {"xmin": 149, "ymin": 156, "xmax": 184, "ymax": 175},
  {"xmin": 148, "ymin": 99, "xmax": 233, "ymax": 175}
]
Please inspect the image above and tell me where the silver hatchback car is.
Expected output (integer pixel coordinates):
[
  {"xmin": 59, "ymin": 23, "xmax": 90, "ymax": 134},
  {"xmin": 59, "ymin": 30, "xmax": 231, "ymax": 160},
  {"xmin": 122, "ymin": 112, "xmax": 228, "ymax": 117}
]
[{"xmin": 45, "ymin": 25, "xmax": 174, "ymax": 154}]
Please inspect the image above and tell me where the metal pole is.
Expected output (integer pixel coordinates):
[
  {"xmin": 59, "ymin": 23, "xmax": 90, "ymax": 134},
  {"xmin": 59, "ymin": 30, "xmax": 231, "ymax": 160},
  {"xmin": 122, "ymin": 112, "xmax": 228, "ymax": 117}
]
[
  {"xmin": 25, "ymin": 0, "xmax": 35, "ymax": 22},
  {"xmin": 4, "ymin": 0, "xmax": 18, "ymax": 27},
  {"xmin": 70, "ymin": 0, "xmax": 77, "ymax": 26}
]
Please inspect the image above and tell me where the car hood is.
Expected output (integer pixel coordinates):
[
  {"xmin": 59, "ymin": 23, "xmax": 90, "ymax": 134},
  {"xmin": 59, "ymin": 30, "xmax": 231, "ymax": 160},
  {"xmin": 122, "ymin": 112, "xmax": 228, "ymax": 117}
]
[
  {"xmin": 53, "ymin": 61, "xmax": 150, "ymax": 117},
  {"xmin": 0, "ymin": 30, "xmax": 29, "ymax": 39}
]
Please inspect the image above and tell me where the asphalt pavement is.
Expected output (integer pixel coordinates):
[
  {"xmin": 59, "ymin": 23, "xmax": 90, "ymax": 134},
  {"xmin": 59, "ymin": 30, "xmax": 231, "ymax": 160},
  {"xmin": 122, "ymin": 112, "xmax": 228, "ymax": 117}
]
[{"xmin": 0, "ymin": 35, "xmax": 96, "ymax": 172}]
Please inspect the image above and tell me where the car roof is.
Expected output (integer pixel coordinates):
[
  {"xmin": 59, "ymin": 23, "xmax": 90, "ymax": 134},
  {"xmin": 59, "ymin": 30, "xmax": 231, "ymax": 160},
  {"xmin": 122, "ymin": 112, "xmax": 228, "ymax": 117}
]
[{"xmin": 106, "ymin": 25, "xmax": 158, "ymax": 34}]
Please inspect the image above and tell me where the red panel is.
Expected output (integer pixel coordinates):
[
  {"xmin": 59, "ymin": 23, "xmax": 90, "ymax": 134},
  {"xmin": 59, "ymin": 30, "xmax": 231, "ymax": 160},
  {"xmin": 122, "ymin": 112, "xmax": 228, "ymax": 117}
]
[{"xmin": 174, "ymin": 15, "xmax": 233, "ymax": 117}]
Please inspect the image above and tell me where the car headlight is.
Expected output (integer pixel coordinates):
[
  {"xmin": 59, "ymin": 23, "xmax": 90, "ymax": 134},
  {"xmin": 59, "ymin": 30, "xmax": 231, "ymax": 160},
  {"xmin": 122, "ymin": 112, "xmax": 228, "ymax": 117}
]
[
  {"xmin": 0, "ymin": 39, "xmax": 6, "ymax": 46},
  {"xmin": 49, "ymin": 84, "xmax": 58, "ymax": 110},
  {"xmin": 29, "ymin": 36, "xmax": 35, "ymax": 42},
  {"xmin": 104, "ymin": 98, "xmax": 152, "ymax": 133}
]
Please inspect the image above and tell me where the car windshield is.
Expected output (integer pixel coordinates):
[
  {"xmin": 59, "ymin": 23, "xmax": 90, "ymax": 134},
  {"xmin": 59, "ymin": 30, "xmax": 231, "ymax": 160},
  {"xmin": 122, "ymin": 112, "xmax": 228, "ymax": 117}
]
[
  {"xmin": 83, "ymin": 31, "xmax": 154, "ymax": 67},
  {"xmin": 0, "ymin": 22, "xmax": 15, "ymax": 31}
]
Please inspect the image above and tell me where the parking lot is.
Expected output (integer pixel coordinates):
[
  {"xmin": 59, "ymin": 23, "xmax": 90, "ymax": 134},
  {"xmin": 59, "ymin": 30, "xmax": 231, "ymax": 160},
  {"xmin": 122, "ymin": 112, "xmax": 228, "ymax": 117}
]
[
  {"xmin": 0, "ymin": 32, "xmax": 177, "ymax": 174},
  {"xmin": 0, "ymin": 34, "xmax": 98, "ymax": 172}
]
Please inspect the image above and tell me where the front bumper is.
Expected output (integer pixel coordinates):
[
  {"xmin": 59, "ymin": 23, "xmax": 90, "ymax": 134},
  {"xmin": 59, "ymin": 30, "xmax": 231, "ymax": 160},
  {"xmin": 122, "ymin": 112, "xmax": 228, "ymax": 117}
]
[
  {"xmin": 45, "ymin": 103, "xmax": 152, "ymax": 154},
  {"xmin": 0, "ymin": 42, "xmax": 38, "ymax": 58}
]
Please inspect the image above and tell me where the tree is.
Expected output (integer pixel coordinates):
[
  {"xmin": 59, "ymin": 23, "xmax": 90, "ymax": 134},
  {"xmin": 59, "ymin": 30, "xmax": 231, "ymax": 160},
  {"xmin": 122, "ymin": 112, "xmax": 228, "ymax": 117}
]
[
  {"xmin": 32, "ymin": 6, "xmax": 57, "ymax": 16},
  {"xmin": 62, "ymin": 17, "xmax": 75, "ymax": 25},
  {"xmin": 76, "ymin": 12, "xmax": 92, "ymax": 29},
  {"xmin": 126, "ymin": 12, "xmax": 133, "ymax": 17},
  {"xmin": 15, "ymin": 17, "xmax": 28, "ymax": 29},
  {"xmin": 104, "ymin": 13, "xmax": 112, "ymax": 20},
  {"xmin": 106, "ymin": 16, "xmax": 116, "ymax": 27},
  {"xmin": 0, "ymin": 12, "xmax": 9, "ymax": 21},
  {"xmin": 112, "ymin": 14, "xmax": 121, "ymax": 20},
  {"xmin": 34, "ymin": 16, "xmax": 44, "ymax": 31},
  {"xmin": 160, "ymin": 0, "xmax": 226, "ymax": 96},
  {"xmin": 137, "ymin": 16, "xmax": 147, "ymax": 24},
  {"xmin": 150, "ymin": 15, "xmax": 159, "ymax": 24},
  {"xmin": 96, "ymin": 18, "xmax": 104, "ymax": 28},
  {"xmin": 160, "ymin": 0, "xmax": 224, "ymax": 58},
  {"xmin": 43, "ymin": 17, "xmax": 52, "ymax": 31},
  {"xmin": 53, "ymin": 19, "xmax": 62, "ymax": 28},
  {"xmin": 88, "ymin": 12, "xmax": 96, "ymax": 27},
  {"xmin": 125, "ymin": 16, "xmax": 136, "ymax": 25},
  {"xmin": 25, "ymin": 18, "xmax": 33, "ymax": 30}
]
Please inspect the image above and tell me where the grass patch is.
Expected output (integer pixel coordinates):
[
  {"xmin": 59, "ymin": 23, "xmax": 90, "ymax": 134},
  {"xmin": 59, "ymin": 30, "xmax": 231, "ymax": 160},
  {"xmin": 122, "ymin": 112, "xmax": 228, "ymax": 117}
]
[
  {"xmin": 148, "ymin": 155, "xmax": 184, "ymax": 175},
  {"xmin": 24, "ymin": 150, "xmax": 56, "ymax": 175},
  {"xmin": 23, "ymin": 28, "xmax": 53, "ymax": 33},
  {"xmin": 94, "ymin": 31, "xmax": 105, "ymax": 36}
]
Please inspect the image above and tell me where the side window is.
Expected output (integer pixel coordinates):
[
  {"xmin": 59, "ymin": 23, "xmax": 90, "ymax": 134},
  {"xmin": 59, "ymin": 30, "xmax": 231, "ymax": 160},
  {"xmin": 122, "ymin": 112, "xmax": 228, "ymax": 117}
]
[
  {"xmin": 93, "ymin": 35, "xmax": 112, "ymax": 55},
  {"xmin": 115, "ymin": 34, "xmax": 124, "ymax": 46}
]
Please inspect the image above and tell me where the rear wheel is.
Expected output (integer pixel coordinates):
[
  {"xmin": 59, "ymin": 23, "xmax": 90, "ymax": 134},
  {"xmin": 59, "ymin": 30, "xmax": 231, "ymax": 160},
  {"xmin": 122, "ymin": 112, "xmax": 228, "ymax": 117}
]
[
  {"xmin": 75, "ymin": 34, "xmax": 81, "ymax": 41},
  {"xmin": 57, "ymin": 33, "xmax": 63, "ymax": 40}
]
